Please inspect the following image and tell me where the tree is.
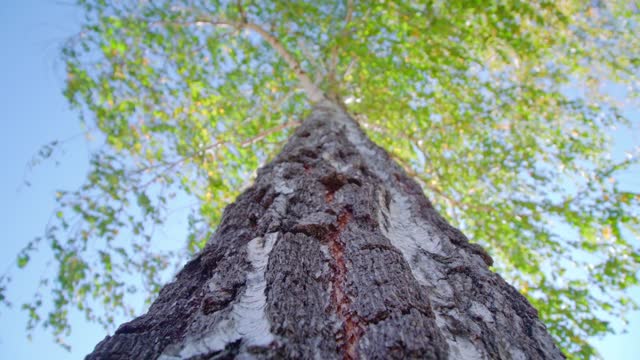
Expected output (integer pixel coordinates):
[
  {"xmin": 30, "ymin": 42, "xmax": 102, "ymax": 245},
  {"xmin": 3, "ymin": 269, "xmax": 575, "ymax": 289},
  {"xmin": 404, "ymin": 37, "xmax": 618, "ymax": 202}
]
[
  {"xmin": 4, "ymin": 0, "xmax": 639, "ymax": 358},
  {"xmin": 87, "ymin": 100, "xmax": 564, "ymax": 359}
]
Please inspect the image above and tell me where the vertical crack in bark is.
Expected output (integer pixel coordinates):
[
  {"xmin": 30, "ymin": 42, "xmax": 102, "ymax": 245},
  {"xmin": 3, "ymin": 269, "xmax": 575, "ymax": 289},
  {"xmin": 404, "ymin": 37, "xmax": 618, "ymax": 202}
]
[{"xmin": 326, "ymin": 209, "xmax": 362, "ymax": 360}]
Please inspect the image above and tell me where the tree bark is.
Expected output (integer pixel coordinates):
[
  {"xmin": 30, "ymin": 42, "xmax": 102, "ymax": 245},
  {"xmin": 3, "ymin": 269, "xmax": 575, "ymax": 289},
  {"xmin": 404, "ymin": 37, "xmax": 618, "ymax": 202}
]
[{"xmin": 87, "ymin": 101, "xmax": 564, "ymax": 359}]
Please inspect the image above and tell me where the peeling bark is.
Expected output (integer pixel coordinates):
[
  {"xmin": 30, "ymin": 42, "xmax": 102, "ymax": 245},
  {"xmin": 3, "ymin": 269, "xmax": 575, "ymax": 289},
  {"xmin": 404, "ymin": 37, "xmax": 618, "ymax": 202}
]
[{"xmin": 87, "ymin": 101, "xmax": 564, "ymax": 359}]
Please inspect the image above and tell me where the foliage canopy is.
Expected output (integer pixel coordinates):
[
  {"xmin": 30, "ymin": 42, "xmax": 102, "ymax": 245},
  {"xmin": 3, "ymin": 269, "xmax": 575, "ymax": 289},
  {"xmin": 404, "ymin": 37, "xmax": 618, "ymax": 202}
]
[{"xmin": 4, "ymin": 0, "xmax": 640, "ymax": 358}]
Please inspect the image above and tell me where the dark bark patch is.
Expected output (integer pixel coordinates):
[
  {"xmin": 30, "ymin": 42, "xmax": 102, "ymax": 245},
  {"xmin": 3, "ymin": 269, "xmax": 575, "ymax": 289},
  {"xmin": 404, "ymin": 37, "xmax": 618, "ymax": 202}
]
[
  {"xmin": 260, "ymin": 189, "xmax": 276, "ymax": 209},
  {"xmin": 186, "ymin": 338, "xmax": 242, "ymax": 360},
  {"xmin": 467, "ymin": 242, "xmax": 494, "ymax": 266},
  {"xmin": 291, "ymin": 212, "xmax": 337, "ymax": 239},
  {"xmin": 359, "ymin": 243, "xmax": 401, "ymax": 254},
  {"xmin": 248, "ymin": 213, "xmax": 258, "ymax": 229},
  {"xmin": 347, "ymin": 177, "xmax": 362, "ymax": 187},
  {"xmin": 321, "ymin": 172, "xmax": 349, "ymax": 203},
  {"xmin": 253, "ymin": 186, "xmax": 267, "ymax": 204},
  {"xmin": 285, "ymin": 147, "xmax": 320, "ymax": 164},
  {"xmin": 201, "ymin": 282, "xmax": 243, "ymax": 315},
  {"xmin": 115, "ymin": 318, "xmax": 146, "ymax": 335}
]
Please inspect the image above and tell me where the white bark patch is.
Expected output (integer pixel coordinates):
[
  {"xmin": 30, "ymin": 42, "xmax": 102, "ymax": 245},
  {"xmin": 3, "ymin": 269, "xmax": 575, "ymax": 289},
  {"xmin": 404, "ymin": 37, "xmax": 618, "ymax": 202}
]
[
  {"xmin": 271, "ymin": 166, "xmax": 295, "ymax": 195},
  {"xmin": 274, "ymin": 174, "xmax": 294, "ymax": 195},
  {"xmin": 377, "ymin": 188, "xmax": 451, "ymax": 297},
  {"xmin": 449, "ymin": 337, "xmax": 485, "ymax": 360},
  {"xmin": 470, "ymin": 301, "xmax": 494, "ymax": 323},
  {"xmin": 159, "ymin": 233, "xmax": 279, "ymax": 359},
  {"xmin": 275, "ymin": 182, "xmax": 294, "ymax": 195},
  {"xmin": 509, "ymin": 347, "xmax": 528, "ymax": 360},
  {"xmin": 321, "ymin": 152, "xmax": 353, "ymax": 173},
  {"xmin": 383, "ymin": 189, "xmax": 447, "ymax": 259}
]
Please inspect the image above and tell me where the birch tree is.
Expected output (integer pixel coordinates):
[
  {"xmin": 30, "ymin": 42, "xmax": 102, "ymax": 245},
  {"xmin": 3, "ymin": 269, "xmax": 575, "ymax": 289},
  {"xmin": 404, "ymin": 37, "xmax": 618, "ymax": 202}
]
[{"xmin": 6, "ymin": 1, "xmax": 640, "ymax": 358}]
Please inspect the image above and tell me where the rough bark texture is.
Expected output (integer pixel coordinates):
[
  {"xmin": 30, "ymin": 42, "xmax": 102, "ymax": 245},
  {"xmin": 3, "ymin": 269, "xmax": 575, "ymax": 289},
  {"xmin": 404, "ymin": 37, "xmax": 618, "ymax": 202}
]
[{"xmin": 87, "ymin": 101, "xmax": 564, "ymax": 359}]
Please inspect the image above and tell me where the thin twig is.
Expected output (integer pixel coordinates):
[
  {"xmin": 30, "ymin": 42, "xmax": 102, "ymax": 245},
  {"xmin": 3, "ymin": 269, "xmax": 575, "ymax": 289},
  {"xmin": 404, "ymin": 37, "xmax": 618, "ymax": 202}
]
[
  {"xmin": 240, "ymin": 121, "xmax": 301, "ymax": 147},
  {"xmin": 138, "ymin": 121, "xmax": 301, "ymax": 188}
]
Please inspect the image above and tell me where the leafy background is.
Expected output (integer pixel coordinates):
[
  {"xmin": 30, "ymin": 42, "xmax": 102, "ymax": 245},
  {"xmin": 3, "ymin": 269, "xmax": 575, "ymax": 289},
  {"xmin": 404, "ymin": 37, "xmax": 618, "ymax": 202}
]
[{"xmin": 0, "ymin": 1, "xmax": 639, "ymax": 359}]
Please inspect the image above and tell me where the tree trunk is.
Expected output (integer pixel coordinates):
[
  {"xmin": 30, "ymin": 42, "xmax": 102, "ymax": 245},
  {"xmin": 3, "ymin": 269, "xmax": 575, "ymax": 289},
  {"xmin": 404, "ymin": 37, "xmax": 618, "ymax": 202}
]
[{"xmin": 87, "ymin": 101, "xmax": 564, "ymax": 359}]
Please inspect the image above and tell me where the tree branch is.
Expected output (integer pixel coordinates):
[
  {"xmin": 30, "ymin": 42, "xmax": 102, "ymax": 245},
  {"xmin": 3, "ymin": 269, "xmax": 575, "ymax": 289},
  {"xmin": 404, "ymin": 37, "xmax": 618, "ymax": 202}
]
[
  {"xmin": 152, "ymin": 6, "xmax": 326, "ymax": 103},
  {"xmin": 298, "ymin": 38, "xmax": 326, "ymax": 85},
  {"xmin": 242, "ymin": 22, "xmax": 325, "ymax": 102},
  {"xmin": 137, "ymin": 120, "xmax": 301, "ymax": 189},
  {"xmin": 239, "ymin": 121, "xmax": 301, "ymax": 147},
  {"xmin": 327, "ymin": 0, "xmax": 354, "ymax": 97}
]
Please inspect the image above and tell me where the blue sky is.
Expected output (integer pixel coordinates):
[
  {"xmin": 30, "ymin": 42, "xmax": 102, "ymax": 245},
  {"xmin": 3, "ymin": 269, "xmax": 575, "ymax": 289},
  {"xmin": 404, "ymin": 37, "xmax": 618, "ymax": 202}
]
[{"xmin": 0, "ymin": 1, "xmax": 638, "ymax": 359}]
